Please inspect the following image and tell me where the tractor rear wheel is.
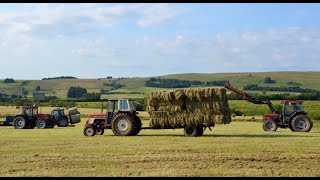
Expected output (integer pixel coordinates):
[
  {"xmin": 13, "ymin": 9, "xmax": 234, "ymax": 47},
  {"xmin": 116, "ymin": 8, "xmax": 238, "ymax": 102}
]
[
  {"xmin": 130, "ymin": 116, "xmax": 142, "ymax": 136},
  {"xmin": 36, "ymin": 119, "xmax": 47, "ymax": 129},
  {"xmin": 57, "ymin": 117, "xmax": 69, "ymax": 127},
  {"xmin": 13, "ymin": 116, "xmax": 27, "ymax": 129},
  {"xmin": 83, "ymin": 125, "xmax": 96, "ymax": 136},
  {"xmin": 290, "ymin": 115, "xmax": 313, "ymax": 132},
  {"xmin": 111, "ymin": 114, "xmax": 135, "ymax": 136},
  {"xmin": 289, "ymin": 123, "xmax": 295, "ymax": 132},
  {"xmin": 263, "ymin": 120, "xmax": 277, "ymax": 131},
  {"xmin": 184, "ymin": 124, "xmax": 201, "ymax": 137}
]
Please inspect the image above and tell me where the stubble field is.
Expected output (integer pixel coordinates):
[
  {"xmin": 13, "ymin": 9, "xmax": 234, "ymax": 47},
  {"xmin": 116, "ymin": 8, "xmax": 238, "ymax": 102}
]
[{"xmin": 0, "ymin": 107, "xmax": 319, "ymax": 177}]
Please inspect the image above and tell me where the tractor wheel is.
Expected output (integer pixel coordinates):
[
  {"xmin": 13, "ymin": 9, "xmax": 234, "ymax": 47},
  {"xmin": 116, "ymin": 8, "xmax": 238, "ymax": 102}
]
[
  {"xmin": 111, "ymin": 114, "xmax": 135, "ymax": 136},
  {"xmin": 289, "ymin": 123, "xmax": 295, "ymax": 132},
  {"xmin": 184, "ymin": 124, "xmax": 200, "ymax": 137},
  {"xmin": 36, "ymin": 119, "xmax": 47, "ymax": 129},
  {"xmin": 290, "ymin": 115, "xmax": 313, "ymax": 132},
  {"xmin": 96, "ymin": 128, "xmax": 105, "ymax": 135},
  {"xmin": 196, "ymin": 126, "xmax": 204, "ymax": 136},
  {"xmin": 13, "ymin": 116, "xmax": 27, "ymax": 129},
  {"xmin": 262, "ymin": 120, "xmax": 277, "ymax": 131},
  {"xmin": 83, "ymin": 125, "xmax": 96, "ymax": 136},
  {"xmin": 130, "ymin": 116, "xmax": 142, "ymax": 136},
  {"xmin": 57, "ymin": 117, "xmax": 69, "ymax": 127}
]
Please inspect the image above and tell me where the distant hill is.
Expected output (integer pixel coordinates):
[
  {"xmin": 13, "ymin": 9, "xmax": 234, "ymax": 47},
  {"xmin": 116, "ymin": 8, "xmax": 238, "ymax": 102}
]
[{"xmin": 0, "ymin": 71, "xmax": 319, "ymax": 99}]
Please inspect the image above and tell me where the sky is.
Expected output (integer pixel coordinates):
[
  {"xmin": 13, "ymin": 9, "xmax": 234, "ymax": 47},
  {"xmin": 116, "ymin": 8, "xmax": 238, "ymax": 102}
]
[{"xmin": 0, "ymin": 3, "xmax": 320, "ymax": 80}]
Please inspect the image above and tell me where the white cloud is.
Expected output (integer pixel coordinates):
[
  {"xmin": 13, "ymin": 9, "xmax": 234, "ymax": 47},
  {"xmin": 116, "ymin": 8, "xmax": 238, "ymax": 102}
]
[
  {"xmin": 136, "ymin": 3, "xmax": 183, "ymax": 27},
  {"xmin": 71, "ymin": 39, "xmax": 117, "ymax": 58},
  {"xmin": 232, "ymin": 47, "xmax": 241, "ymax": 53}
]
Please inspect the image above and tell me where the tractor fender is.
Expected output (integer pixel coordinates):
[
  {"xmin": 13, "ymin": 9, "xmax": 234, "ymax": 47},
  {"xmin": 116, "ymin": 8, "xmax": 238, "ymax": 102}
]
[
  {"xmin": 57, "ymin": 115, "xmax": 68, "ymax": 121},
  {"xmin": 290, "ymin": 111, "xmax": 307, "ymax": 121},
  {"xmin": 14, "ymin": 115, "xmax": 25, "ymax": 119}
]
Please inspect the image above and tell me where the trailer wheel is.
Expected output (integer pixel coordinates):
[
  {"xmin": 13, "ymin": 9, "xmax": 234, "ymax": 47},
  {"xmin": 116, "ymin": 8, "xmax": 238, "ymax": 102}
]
[
  {"xmin": 290, "ymin": 115, "xmax": 313, "ymax": 132},
  {"xmin": 83, "ymin": 125, "xmax": 96, "ymax": 136},
  {"xmin": 184, "ymin": 125, "xmax": 200, "ymax": 137},
  {"xmin": 57, "ymin": 117, "xmax": 69, "ymax": 127},
  {"xmin": 262, "ymin": 120, "xmax": 277, "ymax": 131},
  {"xmin": 112, "ymin": 115, "xmax": 135, "ymax": 136},
  {"xmin": 196, "ymin": 126, "xmax": 204, "ymax": 136},
  {"xmin": 13, "ymin": 116, "xmax": 27, "ymax": 129},
  {"xmin": 130, "ymin": 116, "xmax": 142, "ymax": 136},
  {"xmin": 36, "ymin": 119, "xmax": 47, "ymax": 129},
  {"xmin": 96, "ymin": 128, "xmax": 105, "ymax": 135}
]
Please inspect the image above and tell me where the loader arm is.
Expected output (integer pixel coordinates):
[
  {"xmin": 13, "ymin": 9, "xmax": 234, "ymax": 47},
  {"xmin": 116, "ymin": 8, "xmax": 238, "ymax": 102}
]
[{"xmin": 224, "ymin": 82, "xmax": 278, "ymax": 114}]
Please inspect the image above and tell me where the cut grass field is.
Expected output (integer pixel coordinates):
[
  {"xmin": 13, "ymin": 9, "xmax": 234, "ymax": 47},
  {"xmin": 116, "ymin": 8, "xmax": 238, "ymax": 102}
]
[{"xmin": 0, "ymin": 113, "xmax": 320, "ymax": 176}]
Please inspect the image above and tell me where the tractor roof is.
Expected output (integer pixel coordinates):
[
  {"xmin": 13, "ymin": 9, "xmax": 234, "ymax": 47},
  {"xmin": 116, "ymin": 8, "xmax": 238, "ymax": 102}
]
[
  {"xmin": 106, "ymin": 99, "xmax": 130, "ymax": 101},
  {"xmin": 22, "ymin": 106, "xmax": 38, "ymax": 109},
  {"xmin": 53, "ymin": 108, "xmax": 64, "ymax": 110},
  {"xmin": 281, "ymin": 100, "xmax": 303, "ymax": 104}
]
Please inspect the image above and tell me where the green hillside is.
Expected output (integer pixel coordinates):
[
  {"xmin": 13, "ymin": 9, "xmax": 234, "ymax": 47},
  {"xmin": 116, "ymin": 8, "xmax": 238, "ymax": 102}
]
[{"xmin": 1, "ymin": 71, "xmax": 320, "ymax": 99}]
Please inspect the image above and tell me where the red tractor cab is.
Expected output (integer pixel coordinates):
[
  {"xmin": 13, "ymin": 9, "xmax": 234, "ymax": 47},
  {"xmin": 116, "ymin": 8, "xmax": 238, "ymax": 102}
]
[
  {"xmin": 83, "ymin": 99, "xmax": 141, "ymax": 136},
  {"xmin": 13, "ymin": 106, "xmax": 40, "ymax": 129}
]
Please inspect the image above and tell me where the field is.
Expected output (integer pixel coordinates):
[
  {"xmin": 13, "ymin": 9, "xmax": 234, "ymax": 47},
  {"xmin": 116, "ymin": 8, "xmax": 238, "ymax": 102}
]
[
  {"xmin": 1, "ymin": 71, "xmax": 320, "ymax": 98},
  {"xmin": 0, "ymin": 105, "xmax": 320, "ymax": 177}
]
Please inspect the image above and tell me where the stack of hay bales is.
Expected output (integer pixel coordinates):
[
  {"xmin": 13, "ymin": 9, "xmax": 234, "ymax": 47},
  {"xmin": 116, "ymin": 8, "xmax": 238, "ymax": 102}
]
[{"xmin": 146, "ymin": 87, "xmax": 231, "ymax": 128}]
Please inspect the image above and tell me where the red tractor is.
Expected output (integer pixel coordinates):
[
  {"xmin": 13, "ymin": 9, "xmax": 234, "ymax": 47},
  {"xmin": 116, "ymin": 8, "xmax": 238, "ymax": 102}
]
[
  {"xmin": 13, "ymin": 106, "xmax": 81, "ymax": 129},
  {"xmin": 83, "ymin": 99, "xmax": 142, "ymax": 136},
  {"xmin": 225, "ymin": 82, "xmax": 313, "ymax": 132}
]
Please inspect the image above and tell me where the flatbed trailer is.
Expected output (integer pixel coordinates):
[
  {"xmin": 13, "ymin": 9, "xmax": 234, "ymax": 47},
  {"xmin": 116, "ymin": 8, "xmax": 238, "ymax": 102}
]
[{"xmin": 0, "ymin": 116, "xmax": 14, "ymax": 126}]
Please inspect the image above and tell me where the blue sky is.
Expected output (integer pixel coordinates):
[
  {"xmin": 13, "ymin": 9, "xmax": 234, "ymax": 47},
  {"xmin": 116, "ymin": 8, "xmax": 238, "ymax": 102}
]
[{"xmin": 0, "ymin": 3, "xmax": 320, "ymax": 80}]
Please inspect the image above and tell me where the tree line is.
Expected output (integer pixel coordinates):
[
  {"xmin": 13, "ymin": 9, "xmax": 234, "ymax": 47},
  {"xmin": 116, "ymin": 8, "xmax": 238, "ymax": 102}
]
[
  {"xmin": 42, "ymin": 76, "xmax": 78, "ymax": 80},
  {"xmin": 228, "ymin": 92, "xmax": 320, "ymax": 101},
  {"xmin": 145, "ymin": 78, "xmax": 226, "ymax": 88},
  {"xmin": 243, "ymin": 84, "xmax": 319, "ymax": 94}
]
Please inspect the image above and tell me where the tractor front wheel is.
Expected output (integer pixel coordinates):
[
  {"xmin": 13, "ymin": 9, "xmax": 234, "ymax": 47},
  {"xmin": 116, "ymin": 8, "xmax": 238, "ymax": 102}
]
[
  {"xmin": 263, "ymin": 120, "xmax": 278, "ymax": 131},
  {"xmin": 83, "ymin": 125, "xmax": 96, "ymax": 136},
  {"xmin": 290, "ymin": 115, "xmax": 313, "ymax": 132},
  {"xmin": 13, "ymin": 116, "xmax": 27, "ymax": 129},
  {"xmin": 96, "ymin": 128, "xmax": 105, "ymax": 135}
]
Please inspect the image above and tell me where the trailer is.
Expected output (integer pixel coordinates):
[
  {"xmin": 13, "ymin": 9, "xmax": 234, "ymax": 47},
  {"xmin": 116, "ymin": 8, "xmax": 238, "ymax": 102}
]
[
  {"xmin": 83, "ymin": 88, "xmax": 231, "ymax": 137},
  {"xmin": 0, "ymin": 116, "xmax": 14, "ymax": 126}
]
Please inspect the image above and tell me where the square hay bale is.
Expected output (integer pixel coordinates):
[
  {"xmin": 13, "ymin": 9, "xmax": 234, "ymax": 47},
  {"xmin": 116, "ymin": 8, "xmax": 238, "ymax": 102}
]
[{"xmin": 147, "ymin": 87, "xmax": 231, "ymax": 128}]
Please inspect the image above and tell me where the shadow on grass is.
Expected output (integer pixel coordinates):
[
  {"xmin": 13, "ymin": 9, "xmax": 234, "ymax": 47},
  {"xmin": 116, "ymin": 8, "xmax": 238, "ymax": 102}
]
[
  {"xmin": 203, "ymin": 133, "xmax": 315, "ymax": 138},
  {"xmin": 103, "ymin": 133, "xmax": 315, "ymax": 138}
]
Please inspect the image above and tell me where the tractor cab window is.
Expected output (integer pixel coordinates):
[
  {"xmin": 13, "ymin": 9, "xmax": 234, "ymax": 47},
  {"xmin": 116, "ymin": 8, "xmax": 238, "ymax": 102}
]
[
  {"xmin": 108, "ymin": 101, "xmax": 118, "ymax": 112},
  {"xmin": 32, "ymin": 108, "xmax": 38, "ymax": 116},
  {"xmin": 294, "ymin": 103, "xmax": 304, "ymax": 112},
  {"xmin": 119, "ymin": 99, "xmax": 129, "ymax": 111},
  {"xmin": 129, "ymin": 101, "xmax": 136, "ymax": 111},
  {"xmin": 284, "ymin": 104, "xmax": 295, "ymax": 115},
  {"xmin": 52, "ymin": 110, "xmax": 63, "ymax": 117}
]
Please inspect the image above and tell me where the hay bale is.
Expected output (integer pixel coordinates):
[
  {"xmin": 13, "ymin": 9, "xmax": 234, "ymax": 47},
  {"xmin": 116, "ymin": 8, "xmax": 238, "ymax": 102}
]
[
  {"xmin": 69, "ymin": 114, "xmax": 81, "ymax": 124},
  {"xmin": 68, "ymin": 107, "xmax": 79, "ymax": 115},
  {"xmin": 146, "ymin": 87, "xmax": 231, "ymax": 128}
]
